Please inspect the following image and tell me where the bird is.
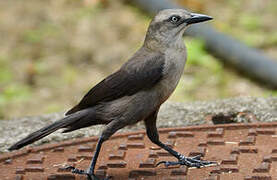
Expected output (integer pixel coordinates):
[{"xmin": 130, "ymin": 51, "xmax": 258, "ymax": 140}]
[{"xmin": 9, "ymin": 9, "xmax": 214, "ymax": 180}]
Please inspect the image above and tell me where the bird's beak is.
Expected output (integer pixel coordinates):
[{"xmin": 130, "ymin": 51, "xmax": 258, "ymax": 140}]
[{"xmin": 186, "ymin": 13, "xmax": 213, "ymax": 25}]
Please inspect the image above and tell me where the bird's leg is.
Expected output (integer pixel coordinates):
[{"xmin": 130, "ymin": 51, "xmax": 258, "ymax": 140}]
[
  {"xmin": 144, "ymin": 110, "xmax": 218, "ymax": 168},
  {"xmin": 67, "ymin": 120, "xmax": 127, "ymax": 180},
  {"xmin": 153, "ymin": 140, "xmax": 217, "ymax": 168},
  {"xmin": 66, "ymin": 136, "xmax": 105, "ymax": 180}
]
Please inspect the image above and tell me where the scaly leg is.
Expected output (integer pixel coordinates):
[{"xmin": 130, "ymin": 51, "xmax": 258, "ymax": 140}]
[
  {"xmin": 144, "ymin": 109, "xmax": 218, "ymax": 168},
  {"xmin": 66, "ymin": 136, "xmax": 105, "ymax": 180},
  {"xmin": 66, "ymin": 120, "xmax": 128, "ymax": 180}
]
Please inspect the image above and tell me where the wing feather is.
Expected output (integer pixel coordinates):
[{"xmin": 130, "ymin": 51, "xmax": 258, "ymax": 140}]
[{"xmin": 66, "ymin": 50, "xmax": 165, "ymax": 115}]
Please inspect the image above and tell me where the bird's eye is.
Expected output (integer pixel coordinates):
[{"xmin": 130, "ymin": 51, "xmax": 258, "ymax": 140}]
[{"xmin": 170, "ymin": 16, "xmax": 180, "ymax": 23}]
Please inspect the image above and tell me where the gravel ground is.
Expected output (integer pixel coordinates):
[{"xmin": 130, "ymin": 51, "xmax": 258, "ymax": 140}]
[{"xmin": 1, "ymin": 96, "xmax": 277, "ymax": 153}]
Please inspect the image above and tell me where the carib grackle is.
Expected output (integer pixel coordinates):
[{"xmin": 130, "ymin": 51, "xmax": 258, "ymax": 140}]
[{"xmin": 9, "ymin": 9, "xmax": 215, "ymax": 180}]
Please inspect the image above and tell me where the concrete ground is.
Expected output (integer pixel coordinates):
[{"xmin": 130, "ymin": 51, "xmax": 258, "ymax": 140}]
[{"xmin": 1, "ymin": 96, "xmax": 277, "ymax": 153}]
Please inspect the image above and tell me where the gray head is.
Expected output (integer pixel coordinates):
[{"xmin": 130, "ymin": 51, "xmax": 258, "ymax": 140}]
[{"xmin": 144, "ymin": 9, "xmax": 212, "ymax": 50}]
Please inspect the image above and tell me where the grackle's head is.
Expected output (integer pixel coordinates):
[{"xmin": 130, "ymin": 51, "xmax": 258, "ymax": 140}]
[{"xmin": 145, "ymin": 9, "xmax": 212, "ymax": 50}]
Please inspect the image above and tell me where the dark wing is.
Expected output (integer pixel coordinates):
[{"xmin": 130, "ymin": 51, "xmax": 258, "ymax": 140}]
[{"xmin": 65, "ymin": 52, "xmax": 165, "ymax": 115}]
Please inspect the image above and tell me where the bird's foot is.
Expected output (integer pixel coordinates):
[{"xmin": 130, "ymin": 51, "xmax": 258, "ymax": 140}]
[
  {"xmin": 156, "ymin": 154, "xmax": 218, "ymax": 168},
  {"xmin": 65, "ymin": 165, "xmax": 108, "ymax": 180}
]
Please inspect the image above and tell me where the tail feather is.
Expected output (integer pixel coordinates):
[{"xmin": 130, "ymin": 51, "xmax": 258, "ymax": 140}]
[{"xmin": 8, "ymin": 109, "xmax": 91, "ymax": 151}]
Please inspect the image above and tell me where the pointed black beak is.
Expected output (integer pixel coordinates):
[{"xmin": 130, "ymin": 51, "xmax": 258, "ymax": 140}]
[{"xmin": 186, "ymin": 13, "xmax": 213, "ymax": 25}]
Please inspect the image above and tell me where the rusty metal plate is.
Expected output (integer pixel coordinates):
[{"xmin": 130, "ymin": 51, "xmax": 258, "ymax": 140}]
[{"xmin": 1, "ymin": 122, "xmax": 277, "ymax": 180}]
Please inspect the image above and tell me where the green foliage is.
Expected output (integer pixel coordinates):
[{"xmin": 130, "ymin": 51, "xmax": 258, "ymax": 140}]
[
  {"xmin": 272, "ymin": 91, "xmax": 277, "ymax": 96},
  {"xmin": 0, "ymin": 56, "xmax": 12, "ymax": 84},
  {"xmin": 238, "ymin": 14, "xmax": 262, "ymax": 31},
  {"xmin": 44, "ymin": 103, "xmax": 63, "ymax": 114},
  {"xmin": 185, "ymin": 38, "xmax": 223, "ymax": 73},
  {"xmin": 73, "ymin": 4, "xmax": 102, "ymax": 20},
  {"xmin": 266, "ymin": 32, "xmax": 277, "ymax": 46},
  {"xmin": 22, "ymin": 23, "xmax": 60, "ymax": 44},
  {"xmin": 33, "ymin": 60, "xmax": 49, "ymax": 74},
  {"xmin": 241, "ymin": 32, "xmax": 265, "ymax": 47},
  {"xmin": 0, "ymin": 84, "xmax": 31, "ymax": 118},
  {"xmin": 0, "ymin": 84, "xmax": 31, "ymax": 105},
  {"xmin": 63, "ymin": 65, "xmax": 78, "ymax": 84},
  {"xmin": 0, "ymin": 68, "xmax": 12, "ymax": 84}
]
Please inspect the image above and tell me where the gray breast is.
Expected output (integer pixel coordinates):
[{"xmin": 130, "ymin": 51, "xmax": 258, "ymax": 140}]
[{"xmin": 156, "ymin": 48, "xmax": 187, "ymax": 102}]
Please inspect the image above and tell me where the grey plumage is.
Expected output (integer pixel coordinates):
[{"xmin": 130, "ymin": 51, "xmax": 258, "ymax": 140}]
[
  {"xmin": 66, "ymin": 49, "xmax": 165, "ymax": 116},
  {"xmin": 9, "ymin": 9, "xmax": 214, "ymax": 179}
]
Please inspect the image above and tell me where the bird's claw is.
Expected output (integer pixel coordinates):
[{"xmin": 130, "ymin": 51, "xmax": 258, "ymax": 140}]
[
  {"xmin": 156, "ymin": 155, "xmax": 218, "ymax": 168},
  {"xmin": 67, "ymin": 166, "xmax": 86, "ymax": 174},
  {"xmin": 64, "ymin": 165, "xmax": 101, "ymax": 180},
  {"xmin": 156, "ymin": 160, "xmax": 180, "ymax": 167}
]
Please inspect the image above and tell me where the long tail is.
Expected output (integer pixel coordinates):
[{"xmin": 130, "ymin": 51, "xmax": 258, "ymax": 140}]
[{"xmin": 8, "ymin": 108, "xmax": 95, "ymax": 151}]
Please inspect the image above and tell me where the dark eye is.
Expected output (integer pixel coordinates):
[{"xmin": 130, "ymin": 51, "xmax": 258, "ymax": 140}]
[{"xmin": 170, "ymin": 15, "xmax": 180, "ymax": 23}]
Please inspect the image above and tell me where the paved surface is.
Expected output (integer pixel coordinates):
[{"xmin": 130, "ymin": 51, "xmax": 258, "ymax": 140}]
[
  {"xmin": 1, "ymin": 122, "xmax": 277, "ymax": 180},
  {"xmin": 1, "ymin": 97, "xmax": 277, "ymax": 153}
]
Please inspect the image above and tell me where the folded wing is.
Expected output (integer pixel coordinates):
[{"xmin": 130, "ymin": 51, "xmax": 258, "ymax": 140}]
[{"xmin": 66, "ymin": 51, "xmax": 165, "ymax": 115}]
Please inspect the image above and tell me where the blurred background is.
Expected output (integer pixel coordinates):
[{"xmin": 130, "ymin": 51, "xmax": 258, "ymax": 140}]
[{"xmin": 0, "ymin": 0, "xmax": 276, "ymax": 119}]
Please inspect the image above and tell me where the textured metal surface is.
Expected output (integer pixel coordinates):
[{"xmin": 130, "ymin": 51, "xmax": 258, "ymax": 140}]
[{"xmin": 2, "ymin": 122, "xmax": 277, "ymax": 180}]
